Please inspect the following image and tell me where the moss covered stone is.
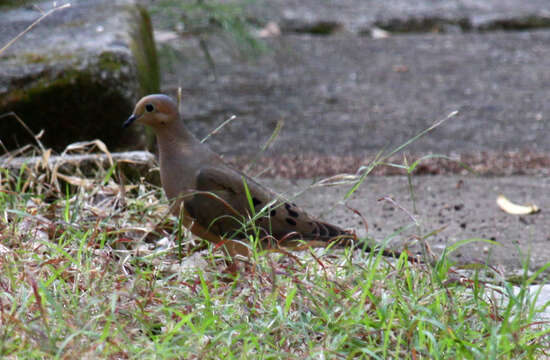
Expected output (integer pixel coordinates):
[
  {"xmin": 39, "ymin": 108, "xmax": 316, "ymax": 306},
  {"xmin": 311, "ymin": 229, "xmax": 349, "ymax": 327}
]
[
  {"xmin": 0, "ymin": 0, "xmax": 143, "ymax": 152},
  {"xmin": 0, "ymin": 50, "xmax": 141, "ymax": 152},
  {"xmin": 97, "ymin": 51, "xmax": 125, "ymax": 72}
]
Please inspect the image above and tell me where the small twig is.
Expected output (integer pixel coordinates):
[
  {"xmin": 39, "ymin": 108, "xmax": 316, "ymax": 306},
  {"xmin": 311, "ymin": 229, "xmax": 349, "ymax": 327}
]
[
  {"xmin": 1, "ymin": 151, "xmax": 155, "ymax": 171},
  {"xmin": 26, "ymin": 270, "xmax": 50, "ymax": 333},
  {"xmin": 177, "ymin": 87, "xmax": 183, "ymax": 115},
  {"xmin": 0, "ymin": 112, "xmax": 46, "ymax": 152},
  {"xmin": 0, "ymin": 139, "xmax": 9, "ymax": 155},
  {"xmin": 198, "ymin": 37, "xmax": 217, "ymax": 81},
  {"xmin": 245, "ymin": 119, "xmax": 284, "ymax": 175},
  {"xmin": 117, "ymin": 167, "xmax": 127, "ymax": 208},
  {"xmin": 378, "ymin": 195, "xmax": 419, "ymax": 226},
  {"xmin": 32, "ymin": 4, "xmax": 46, "ymax": 15},
  {"xmin": 201, "ymin": 115, "xmax": 237, "ymax": 143},
  {"xmin": 0, "ymin": 3, "xmax": 71, "ymax": 56},
  {"xmin": 345, "ymin": 204, "xmax": 369, "ymax": 234}
]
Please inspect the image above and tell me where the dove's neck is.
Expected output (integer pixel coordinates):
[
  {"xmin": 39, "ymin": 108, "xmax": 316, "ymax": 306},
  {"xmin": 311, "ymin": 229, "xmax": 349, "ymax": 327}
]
[
  {"xmin": 155, "ymin": 119, "xmax": 212, "ymax": 200},
  {"xmin": 155, "ymin": 119, "xmax": 200, "ymax": 152}
]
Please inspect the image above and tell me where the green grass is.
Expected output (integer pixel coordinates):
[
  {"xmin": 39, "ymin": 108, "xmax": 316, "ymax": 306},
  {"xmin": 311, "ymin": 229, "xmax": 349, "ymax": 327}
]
[
  {"xmin": 0, "ymin": 154, "xmax": 549, "ymax": 359},
  {"xmin": 150, "ymin": 0, "xmax": 266, "ymax": 80},
  {"xmin": 151, "ymin": 0, "xmax": 265, "ymax": 54}
]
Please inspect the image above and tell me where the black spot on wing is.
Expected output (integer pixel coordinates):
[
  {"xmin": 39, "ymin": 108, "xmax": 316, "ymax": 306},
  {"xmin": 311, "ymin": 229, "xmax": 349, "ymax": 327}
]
[
  {"xmin": 252, "ymin": 197, "xmax": 262, "ymax": 207},
  {"xmin": 309, "ymin": 221, "xmax": 342, "ymax": 239},
  {"xmin": 318, "ymin": 224, "xmax": 328, "ymax": 237},
  {"xmin": 326, "ymin": 224, "xmax": 341, "ymax": 237},
  {"xmin": 270, "ymin": 209, "xmax": 276, "ymax": 217},
  {"xmin": 286, "ymin": 218, "xmax": 297, "ymax": 226},
  {"xmin": 184, "ymin": 202, "xmax": 196, "ymax": 218},
  {"xmin": 305, "ymin": 221, "xmax": 317, "ymax": 235},
  {"xmin": 287, "ymin": 208, "xmax": 299, "ymax": 218}
]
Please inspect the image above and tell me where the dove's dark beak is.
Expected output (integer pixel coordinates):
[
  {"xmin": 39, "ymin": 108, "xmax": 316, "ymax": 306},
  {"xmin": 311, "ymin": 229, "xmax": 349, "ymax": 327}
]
[{"xmin": 123, "ymin": 114, "xmax": 137, "ymax": 128}]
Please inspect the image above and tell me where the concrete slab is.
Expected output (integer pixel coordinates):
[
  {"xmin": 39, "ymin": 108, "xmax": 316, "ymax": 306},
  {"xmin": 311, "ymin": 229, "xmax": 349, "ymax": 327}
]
[
  {"xmin": 259, "ymin": 175, "xmax": 550, "ymax": 277},
  {"xmin": 247, "ymin": 0, "xmax": 550, "ymax": 33},
  {"xmin": 161, "ymin": 31, "xmax": 550, "ymax": 159},
  {"xmin": 0, "ymin": 0, "xmax": 140, "ymax": 151}
]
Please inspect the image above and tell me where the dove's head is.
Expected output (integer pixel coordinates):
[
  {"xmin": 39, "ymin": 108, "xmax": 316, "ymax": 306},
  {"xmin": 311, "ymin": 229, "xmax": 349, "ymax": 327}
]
[{"xmin": 123, "ymin": 94, "xmax": 179, "ymax": 129}]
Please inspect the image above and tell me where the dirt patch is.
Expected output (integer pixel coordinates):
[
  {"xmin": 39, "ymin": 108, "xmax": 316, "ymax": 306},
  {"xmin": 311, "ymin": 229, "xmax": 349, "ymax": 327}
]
[{"xmin": 226, "ymin": 150, "xmax": 550, "ymax": 178}]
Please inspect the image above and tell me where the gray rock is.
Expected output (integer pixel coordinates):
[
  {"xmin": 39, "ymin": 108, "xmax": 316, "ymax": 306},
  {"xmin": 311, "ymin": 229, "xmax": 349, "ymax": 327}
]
[
  {"xmin": 0, "ymin": 0, "xmax": 142, "ymax": 152},
  {"xmin": 247, "ymin": 0, "xmax": 550, "ymax": 34}
]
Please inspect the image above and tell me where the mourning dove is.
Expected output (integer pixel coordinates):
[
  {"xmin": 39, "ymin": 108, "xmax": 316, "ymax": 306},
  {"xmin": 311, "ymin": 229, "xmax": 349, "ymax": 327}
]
[{"xmin": 124, "ymin": 94, "xmax": 414, "ymax": 265}]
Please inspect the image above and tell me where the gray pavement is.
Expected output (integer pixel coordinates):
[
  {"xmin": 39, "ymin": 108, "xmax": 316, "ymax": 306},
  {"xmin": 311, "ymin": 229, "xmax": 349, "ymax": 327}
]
[
  {"xmin": 163, "ymin": 31, "xmax": 550, "ymax": 158},
  {"xmin": 247, "ymin": 0, "xmax": 550, "ymax": 34},
  {"xmin": 261, "ymin": 175, "xmax": 550, "ymax": 276}
]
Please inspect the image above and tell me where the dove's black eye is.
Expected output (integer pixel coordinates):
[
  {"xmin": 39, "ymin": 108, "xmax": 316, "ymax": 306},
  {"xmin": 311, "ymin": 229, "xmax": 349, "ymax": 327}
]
[{"xmin": 145, "ymin": 103, "xmax": 155, "ymax": 112}]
